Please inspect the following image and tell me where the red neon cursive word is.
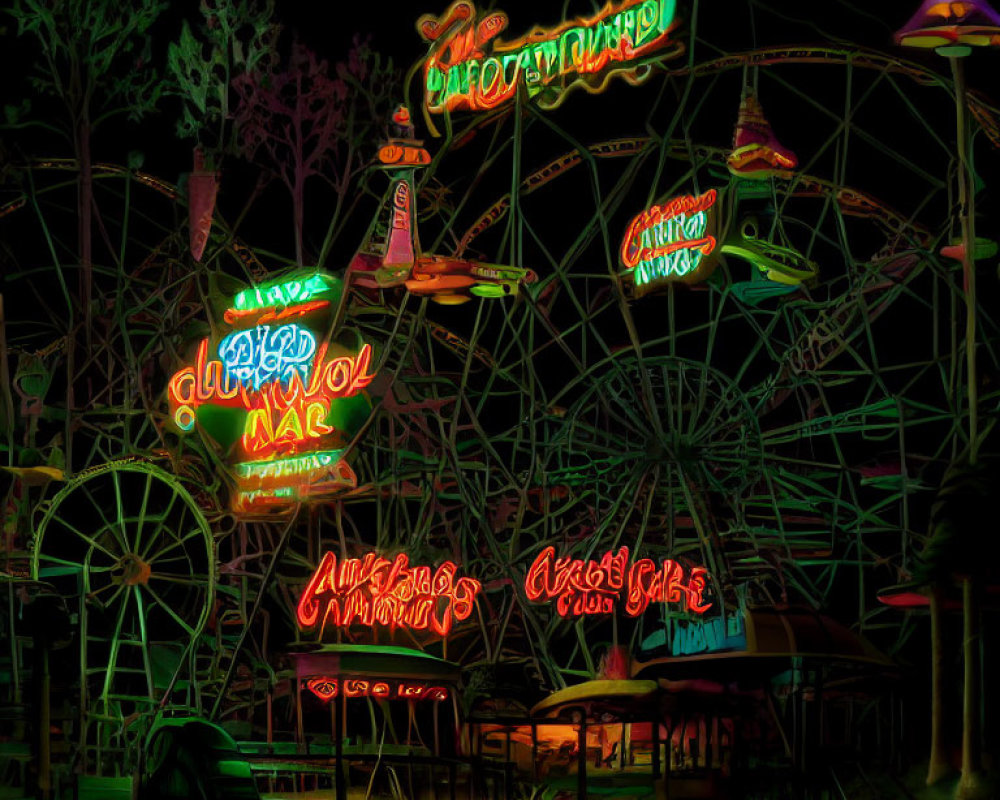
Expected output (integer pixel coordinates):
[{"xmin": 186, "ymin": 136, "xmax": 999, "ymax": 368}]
[
  {"xmin": 306, "ymin": 678, "xmax": 448, "ymax": 702},
  {"xmin": 223, "ymin": 299, "xmax": 329, "ymax": 325},
  {"xmin": 169, "ymin": 341, "xmax": 374, "ymax": 411},
  {"xmin": 524, "ymin": 546, "xmax": 712, "ymax": 617},
  {"xmin": 168, "ymin": 341, "xmax": 375, "ymax": 457},
  {"xmin": 297, "ymin": 552, "xmax": 482, "ymax": 637},
  {"xmin": 621, "ymin": 189, "xmax": 717, "ymax": 269}
]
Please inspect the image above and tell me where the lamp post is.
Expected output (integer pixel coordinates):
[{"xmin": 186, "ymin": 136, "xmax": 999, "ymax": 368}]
[{"xmin": 895, "ymin": 3, "xmax": 1000, "ymax": 796}]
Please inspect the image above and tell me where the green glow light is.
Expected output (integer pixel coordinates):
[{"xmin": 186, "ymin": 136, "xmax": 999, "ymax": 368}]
[
  {"xmin": 232, "ymin": 273, "xmax": 340, "ymax": 313},
  {"xmin": 235, "ymin": 449, "xmax": 346, "ymax": 479},
  {"xmin": 422, "ymin": 0, "xmax": 680, "ymax": 115}
]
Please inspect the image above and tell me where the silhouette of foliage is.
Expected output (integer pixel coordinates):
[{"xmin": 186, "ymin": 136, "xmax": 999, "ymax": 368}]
[
  {"xmin": 232, "ymin": 36, "xmax": 398, "ymax": 265},
  {"xmin": 9, "ymin": 0, "xmax": 167, "ymax": 129},
  {"xmin": 167, "ymin": 0, "xmax": 280, "ymax": 153}
]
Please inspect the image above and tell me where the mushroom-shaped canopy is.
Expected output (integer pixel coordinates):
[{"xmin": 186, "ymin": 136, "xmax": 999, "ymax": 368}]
[{"xmin": 894, "ymin": 0, "xmax": 1000, "ymax": 49}]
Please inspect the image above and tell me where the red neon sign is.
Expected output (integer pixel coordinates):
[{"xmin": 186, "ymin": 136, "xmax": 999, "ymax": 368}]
[
  {"xmin": 524, "ymin": 546, "xmax": 712, "ymax": 617},
  {"xmin": 306, "ymin": 678, "xmax": 449, "ymax": 702},
  {"xmin": 297, "ymin": 552, "xmax": 482, "ymax": 637}
]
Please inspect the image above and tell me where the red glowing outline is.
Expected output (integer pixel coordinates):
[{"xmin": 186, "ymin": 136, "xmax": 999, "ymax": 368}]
[
  {"xmin": 524, "ymin": 546, "xmax": 712, "ymax": 617},
  {"xmin": 168, "ymin": 341, "xmax": 375, "ymax": 458},
  {"xmin": 296, "ymin": 552, "xmax": 482, "ymax": 637},
  {"xmin": 305, "ymin": 678, "xmax": 449, "ymax": 702},
  {"xmin": 621, "ymin": 189, "xmax": 717, "ymax": 270}
]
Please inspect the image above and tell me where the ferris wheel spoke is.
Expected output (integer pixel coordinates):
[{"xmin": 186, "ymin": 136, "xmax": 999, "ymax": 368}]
[
  {"xmin": 143, "ymin": 526, "xmax": 202, "ymax": 565},
  {"xmin": 132, "ymin": 470, "xmax": 155, "ymax": 556},
  {"xmin": 601, "ymin": 377, "xmax": 664, "ymax": 436},
  {"xmin": 148, "ymin": 572, "xmax": 210, "ymax": 587},
  {"xmin": 140, "ymin": 488, "xmax": 183, "ymax": 556},
  {"xmin": 87, "ymin": 581, "xmax": 127, "ymax": 612},
  {"xmin": 99, "ymin": 586, "xmax": 133, "ymax": 704},
  {"xmin": 37, "ymin": 552, "xmax": 89, "ymax": 570},
  {"xmin": 142, "ymin": 583, "xmax": 196, "ymax": 637},
  {"xmin": 112, "ymin": 468, "xmax": 129, "ymax": 550},
  {"xmin": 150, "ymin": 553, "xmax": 198, "ymax": 569},
  {"xmin": 132, "ymin": 588, "xmax": 155, "ymax": 701},
  {"xmin": 49, "ymin": 512, "xmax": 119, "ymax": 561},
  {"xmin": 79, "ymin": 481, "xmax": 128, "ymax": 553}
]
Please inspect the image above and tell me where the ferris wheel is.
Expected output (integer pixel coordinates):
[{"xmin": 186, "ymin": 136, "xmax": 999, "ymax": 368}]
[
  {"xmin": 327, "ymin": 6, "xmax": 998, "ymax": 688},
  {"xmin": 2, "ymin": 0, "xmax": 996, "ymax": 770}
]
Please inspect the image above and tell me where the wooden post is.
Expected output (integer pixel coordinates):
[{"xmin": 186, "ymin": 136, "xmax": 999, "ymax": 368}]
[
  {"xmin": 531, "ymin": 723, "xmax": 539, "ymax": 782},
  {"xmin": 652, "ymin": 717, "xmax": 660, "ymax": 779},
  {"xmin": 295, "ymin": 679, "xmax": 304, "ymax": 752},
  {"xmin": 335, "ymin": 690, "xmax": 346, "ymax": 800},
  {"xmin": 433, "ymin": 700, "xmax": 440, "ymax": 755},
  {"xmin": 619, "ymin": 722, "xmax": 627, "ymax": 770},
  {"xmin": 576, "ymin": 712, "xmax": 587, "ymax": 800},
  {"xmin": 38, "ymin": 647, "xmax": 51, "ymax": 800}
]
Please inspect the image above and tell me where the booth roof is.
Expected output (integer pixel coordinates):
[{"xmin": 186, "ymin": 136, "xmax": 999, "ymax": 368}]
[
  {"xmin": 632, "ymin": 606, "xmax": 894, "ymax": 679},
  {"xmin": 531, "ymin": 679, "xmax": 659, "ymax": 720},
  {"xmin": 290, "ymin": 644, "xmax": 461, "ymax": 682}
]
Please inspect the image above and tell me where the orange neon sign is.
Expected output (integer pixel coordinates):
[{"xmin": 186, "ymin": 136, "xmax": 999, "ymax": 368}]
[
  {"xmin": 168, "ymin": 340, "xmax": 374, "ymax": 458},
  {"xmin": 297, "ymin": 552, "xmax": 482, "ymax": 637},
  {"xmin": 524, "ymin": 546, "xmax": 712, "ymax": 617},
  {"xmin": 378, "ymin": 142, "xmax": 432, "ymax": 166},
  {"xmin": 305, "ymin": 678, "xmax": 449, "ymax": 702},
  {"xmin": 621, "ymin": 189, "xmax": 718, "ymax": 293},
  {"xmin": 419, "ymin": 0, "xmax": 683, "ymax": 118},
  {"xmin": 165, "ymin": 272, "xmax": 374, "ymax": 514}
]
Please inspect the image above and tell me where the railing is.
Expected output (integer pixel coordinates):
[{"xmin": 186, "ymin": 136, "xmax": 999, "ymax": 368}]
[{"xmin": 242, "ymin": 748, "xmax": 515, "ymax": 800}]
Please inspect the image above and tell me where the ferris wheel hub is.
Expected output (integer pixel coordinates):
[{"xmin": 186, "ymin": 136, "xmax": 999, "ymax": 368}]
[{"xmin": 116, "ymin": 553, "xmax": 152, "ymax": 586}]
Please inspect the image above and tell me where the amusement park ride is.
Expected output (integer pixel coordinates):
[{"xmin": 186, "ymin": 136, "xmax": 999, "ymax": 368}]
[{"xmin": 1, "ymin": 0, "xmax": 999, "ymax": 798}]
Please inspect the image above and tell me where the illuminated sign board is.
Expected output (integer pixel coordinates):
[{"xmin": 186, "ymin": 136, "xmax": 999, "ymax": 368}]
[
  {"xmin": 166, "ymin": 273, "xmax": 374, "ymax": 514},
  {"xmin": 620, "ymin": 189, "xmax": 718, "ymax": 295},
  {"xmin": 306, "ymin": 678, "xmax": 448, "ymax": 702},
  {"xmin": 419, "ymin": 0, "xmax": 683, "ymax": 118},
  {"xmin": 670, "ymin": 614, "xmax": 745, "ymax": 656},
  {"xmin": 524, "ymin": 546, "xmax": 712, "ymax": 617},
  {"xmin": 297, "ymin": 552, "xmax": 483, "ymax": 637}
]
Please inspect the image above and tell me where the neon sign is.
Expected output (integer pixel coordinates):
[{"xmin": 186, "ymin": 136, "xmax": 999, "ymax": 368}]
[
  {"xmin": 297, "ymin": 552, "xmax": 482, "ymax": 637},
  {"xmin": 168, "ymin": 340, "xmax": 374, "ymax": 451},
  {"xmin": 219, "ymin": 324, "xmax": 317, "ymax": 391},
  {"xmin": 384, "ymin": 180, "xmax": 414, "ymax": 268},
  {"xmin": 620, "ymin": 189, "xmax": 718, "ymax": 294},
  {"xmin": 524, "ymin": 546, "xmax": 711, "ymax": 617},
  {"xmin": 166, "ymin": 272, "xmax": 374, "ymax": 514},
  {"xmin": 229, "ymin": 273, "xmax": 339, "ymax": 317},
  {"xmin": 419, "ymin": 0, "xmax": 682, "ymax": 118},
  {"xmin": 305, "ymin": 678, "xmax": 449, "ymax": 702},
  {"xmin": 669, "ymin": 614, "xmax": 744, "ymax": 656},
  {"xmin": 378, "ymin": 143, "xmax": 432, "ymax": 166}
]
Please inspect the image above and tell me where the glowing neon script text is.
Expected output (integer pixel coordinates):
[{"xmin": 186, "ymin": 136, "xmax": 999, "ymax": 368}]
[
  {"xmin": 422, "ymin": 0, "xmax": 680, "ymax": 115},
  {"xmin": 219, "ymin": 324, "xmax": 317, "ymax": 391},
  {"xmin": 524, "ymin": 546, "xmax": 711, "ymax": 617},
  {"xmin": 232, "ymin": 450, "xmax": 356, "ymax": 512},
  {"xmin": 306, "ymin": 678, "xmax": 448, "ymax": 702},
  {"xmin": 297, "ymin": 552, "xmax": 482, "ymax": 636},
  {"xmin": 621, "ymin": 189, "xmax": 717, "ymax": 288},
  {"xmin": 168, "ymin": 341, "xmax": 374, "ymax": 452},
  {"xmin": 231, "ymin": 274, "xmax": 337, "ymax": 314}
]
